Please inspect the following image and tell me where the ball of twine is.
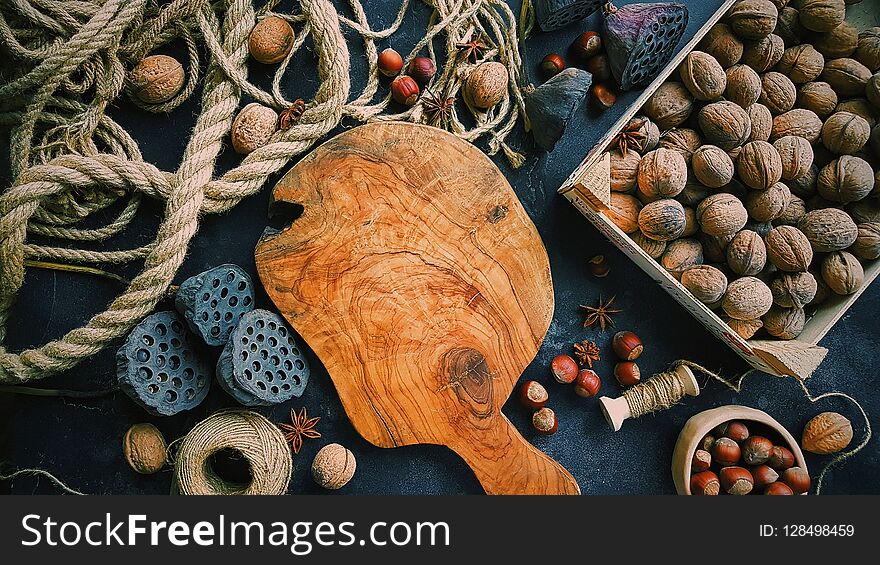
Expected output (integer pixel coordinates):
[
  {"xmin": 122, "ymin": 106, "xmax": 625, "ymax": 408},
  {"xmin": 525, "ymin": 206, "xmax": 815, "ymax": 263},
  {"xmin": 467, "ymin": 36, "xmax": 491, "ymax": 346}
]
[{"xmin": 173, "ymin": 409, "xmax": 292, "ymax": 495}]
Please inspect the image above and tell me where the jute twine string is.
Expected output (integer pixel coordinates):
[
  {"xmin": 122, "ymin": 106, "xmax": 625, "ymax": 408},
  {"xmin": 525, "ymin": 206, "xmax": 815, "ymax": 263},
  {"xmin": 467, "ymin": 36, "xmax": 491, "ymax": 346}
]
[
  {"xmin": 172, "ymin": 409, "xmax": 292, "ymax": 496},
  {"xmin": 0, "ymin": 0, "xmax": 527, "ymax": 384},
  {"xmin": 623, "ymin": 365, "xmax": 690, "ymax": 418}
]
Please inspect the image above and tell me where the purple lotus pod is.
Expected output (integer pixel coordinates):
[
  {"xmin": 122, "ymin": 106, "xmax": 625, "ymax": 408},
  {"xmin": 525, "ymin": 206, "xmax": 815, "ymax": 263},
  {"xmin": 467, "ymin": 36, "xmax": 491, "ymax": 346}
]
[
  {"xmin": 534, "ymin": 0, "xmax": 605, "ymax": 32},
  {"xmin": 525, "ymin": 68, "xmax": 591, "ymax": 151},
  {"xmin": 601, "ymin": 2, "xmax": 689, "ymax": 91}
]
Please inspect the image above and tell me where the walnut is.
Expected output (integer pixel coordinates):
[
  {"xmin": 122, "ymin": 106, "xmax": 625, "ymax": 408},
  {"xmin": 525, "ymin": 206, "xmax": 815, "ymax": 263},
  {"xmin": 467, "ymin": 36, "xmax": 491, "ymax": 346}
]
[
  {"xmin": 796, "ymin": 81, "xmax": 837, "ymax": 118},
  {"xmin": 773, "ymin": 193, "xmax": 808, "ymax": 226},
  {"xmin": 786, "ymin": 164, "xmax": 818, "ymax": 198},
  {"xmin": 659, "ymin": 128, "xmax": 702, "ymax": 163},
  {"xmin": 821, "ymin": 250, "xmax": 864, "ymax": 294},
  {"xmin": 866, "ymin": 75, "xmax": 880, "ymax": 110},
  {"xmin": 230, "ymin": 103, "xmax": 278, "ymax": 154},
  {"xmin": 759, "ymin": 72, "xmax": 797, "ymax": 114},
  {"xmin": 123, "ymin": 423, "xmax": 167, "ymax": 475},
  {"xmin": 798, "ymin": 207, "xmax": 858, "ymax": 251},
  {"xmin": 681, "ymin": 51, "xmax": 727, "ymax": 101},
  {"xmin": 802, "ymin": 412, "xmax": 853, "ymax": 454},
  {"xmin": 746, "ymin": 219, "xmax": 774, "ymax": 237},
  {"xmin": 773, "ymin": 135, "xmax": 813, "ymax": 181},
  {"xmin": 312, "ymin": 443, "xmax": 356, "ymax": 489},
  {"xmin": 809, "ymin": 266, "xmax": 833, "ymax": 306},
  {"xmin": 129, "ymin": 55, "xmax": 185, "ymax": 104},
  {"xmin": 836, "ymin": 99, "xmax": 877, "ymax": 128},
  {"xmin": 849, "ymin": 222, "xmax": 880, "ymax": 260},
  {"xmin": 856, "ymin": 27, "xmax": 880, "ymax": 72},
  {"xmin": 722, "ymin": 276, "xmax": 774, "ymax": 320},
  {"xmin": 771, "ymin": 108, "xmax": 823, "ymax": 142},
  {"xmin": 813, "ymin": 21, "xmax": 859, "ymax": 59},
  {"xmin": 604, "ymin": 193, "xmax": 642, "ymax": 233},
  {"xmin": 638, "ymin": 148, "xmax": 687, "ymax": 198},
  {"xmin": 682, "ymin": 264, "xmax": 729, "ymax": 305},
  {"xmin": 736, "ymin": 140, "xmax": 783, "ymax": 189},
  {"xmin": 692, "ymin": 145, "xmax": 735, "ymax": 188},
  {"xmin": 776, "ymin": 45, "xmax": 825, "ymax": 84},
  {"xmin": 822, "ymin": 112, "xmax": 871, "ymax": 155},
  {"xmin": 638, "ymin": 199, "xmax": 687, "ymax": 241},
  {"xmin": 610, "ymin": 149, "xmax": 641, "ymax": 192},
  {"xmin": 727, "ymin": 0, "xmax": 779, "ymax": 41},
  {"xmin": 798, "ymin": 0, "xmax": 846, "ymax": 33},
  {"xmin": 847, "ymin": 198, "xmax": 880, "ymax": 223},
  {"xmin": 248, "ymin": 16, "xmax": 295, "ymax": 64},
  {"xmin": 821, "ymin": 57, "xmax": 872, "ymax": 97},
  {"xmin": 762, "ymin": 306, "xmax": 805, "ymax": 339},
  {"xmin": 682, "ymin": 206, "xmax": 699, "ymax": 237},
  {"xmin": 699, "ymin": 23, "xmax": 744, "ymax": 68},
  {"xmin": 872, "ymin": 123, "xmax": 880, "ymax": 159},
  {"xmin": 661, "ymin": 238, "xmax": 704, "ymax": 278},
  {"xmin": 699, "ymin": 101, "xmax": 752, "ymax": 150},
  {"xmin": 742, "ymin": 33, "xmax": 785, "ymax": 72},
  {"xmin": 766, "ymin": 225, "xmax": 814, "ymax": 271},
  {"xmin": 465, "ymin": 62, "xmax": 509, "ymax": 109},
  {"xmin": 644, "ymin": 82, "xmax": 694, "ymax": 130},
  {"xmin": 701, "ymin": 231, "xmax": 737, "ymax": 262},
  {"xmin": 632, "ymin": 230, "xmax": 667, "ymax": 259},
  {"xmin": 723, "ymin": 316, "xmax": 765, "ymax": 339},
  {"xmin": 697, "ymin": 193, "xmax": 749, "ymax": 236},
  {"xmin": 745, "ymin": 181, "xmax": 792, "ymax": 221},
  {"xmin": 727, "ymin": 230, "xmax": 768, "ymax": 275},
  {"xmin": 677, "ymin": 173, "xmax": 711, "ymax": 206},
  {"xmin": 771, "ymin": 271, "xmax": 818, "ymax": 307},
  {"xmin": 817, "ymin": 156, "xmax": 875, "ymax": 203},
  {"xmin": 725, "ymin": 65, "xmax": 763, "ymax": 108},
  {"xmin": 774, "ymin": 7, "xmax": 806, "ymax": 48},
  {"xmin": 746, "ymin": 103, "xmax": 773, "ymax": 142}
]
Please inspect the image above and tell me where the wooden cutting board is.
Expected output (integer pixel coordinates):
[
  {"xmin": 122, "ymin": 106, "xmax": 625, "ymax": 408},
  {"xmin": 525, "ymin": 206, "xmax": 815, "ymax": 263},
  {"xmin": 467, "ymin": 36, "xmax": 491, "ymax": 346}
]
[{"xmin": 255, "ymin": 122, "xmax": 579, "ymax": 495}]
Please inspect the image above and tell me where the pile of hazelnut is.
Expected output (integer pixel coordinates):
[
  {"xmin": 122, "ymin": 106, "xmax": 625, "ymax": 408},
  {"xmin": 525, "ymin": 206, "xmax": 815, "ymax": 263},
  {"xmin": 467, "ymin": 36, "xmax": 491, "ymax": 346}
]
[
  {"xmin": 541, "ymin": 30, "xmax": 617, "ymax": 110},
  {"xmin": 604, "ymin": 0, "xmax": 880, "ymax": 342},
  {"xmin": 690, "ymin": 420, "xmax": 810, "ymax": 495}
]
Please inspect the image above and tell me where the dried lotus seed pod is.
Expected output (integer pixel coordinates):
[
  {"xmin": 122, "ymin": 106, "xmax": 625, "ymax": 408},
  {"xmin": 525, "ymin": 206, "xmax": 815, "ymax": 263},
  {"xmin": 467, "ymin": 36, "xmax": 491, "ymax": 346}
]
[
  {"xmin": 129, "ymin": 55, "xmax": 185, "ymax": 105},
  {"xmin": 765, "ymin": 225, "xmax": 814, "ymax": 271},
  {"xmin": 821, "ymin": 250, "xmax": 864, "ymax": 294},
  {"xmin": 813, "ymin": 21, "xmax": 859, "ymax": 59},
  {"xmin": 773, "ymin": 7, "xmax": 805, "ymax": 48},
  {"xmin": 117, "ymin": 311, "xmax": 211, "ymax": 416},
  {"xmin": 796, "ymin": 81, "xmax": 837, "ymax": 118},
  {"xmin": 699, "ymin": 101, "xmax": 752, "ymax": 150},
  {"xmin": 231, "ymin": 103, "xmax": 278, "ymax": 155},
  {"xmin": 699, "ymin": 23, "xmax": 744, "ymax": 68},
  {"xmin": 661, "ymin": 238, "xmax": 704, "ymax": 278},
  {"xmin": 726, "ymin": 65, "xmax": 763, "ymax": 109},
  {"xmin": 773, "ymin": 136, "xmax": 813, "ymax": 181},
  {"xmin": 856, "ymin": 27, "xmax": 880, "ymax": 72},
  {"xmin": 816, "ymin": 156, "xmax": 875, "ymax": 203},
  {"xmin": 771, "ymin": 271, "xmax": 818, "ymax": 308},
  {"xmin": 821, "ymin": 58, "xmax": 872, "ymax": 97},
  {"xmin": 798, "ymin": 208, "xmax": 858, "ymax": 251},
  {"xmin": 681, "ymin": 265, "xmax": 729, "ymax": 304},
  {"xmin": 633, "ymin": 230, "xmax": 668, "ymax": 259},
  {"xmin": 727, "ymin": 230, "xmax": 768, "ymax": 276},
  {"xmin": 727, "ymin": 0, "xmax": 779, "ymax": 41},
  {"xmin": 175, "ymin": 264, "xmax": 255, "ymax": 346},
  {"xmin": 747, "ymin": 103, "xmax": 773, "ymax": 142},
  {"xmin": 605, "ymin": 193, "xmax": 642, "ymax": 233},
  {"xmin": 698, "ymin": 193, "xmax": 749, "ymax": 237},
  {"xmin": 216, "ymin": 309, "xmax": 310, "ymax": 406},
  {"xmin": 762, "ymin": 306, "xmax": 805, "ymax": 339},
  {"xmin": 822, "ymin": 112, "xmax": 871, "ymax": 155},
  {"xmin": 773, "ymin": 193, "xmax": 808, "ymax": 226},
  {"xmin": 610, "ymin": 149, "xmax": 641, "ymax": 192},
  {"xmin": 643, "ymin": 82, "xmax": 694, "ymax": 130},
  {"xmin": 724, "ymin": 316, "xmax": 764, "ymax": 339},
  {"xmin": 248, "ymin": 16, "xmax": 295, "ymax": 64},
  {"xmin": 638, "ymin": 148, "xmax": 687, "ymax": 198},
  {"xmin": 759, "ymin": 72, "xmax": 797, "ymax": 115},
  {"xmin": 692, "ymin": 145, "xmax": 734, "ymax": 188},
  {"xmin": 737, "ymin": 140, "xmax": 783, "ymax": 189},
  {"xmin": 798, "ymin": 0, "xmax": 845, "ymax": 33},
  {"xmin": 776, "ymin": 45, "xmax": 824, "ymax": 84},
  {"xmin": 680, "ymin": 51, "xmax": 727, "ymax": 101},
  {"xmin": 742, "ymin": 33, "xmax": 785, "ymax": 72},
  {"xmin": 722, "ymin": 276, "xmax": 774, "ymax": 320},
  {"xmin": 638, "ymin": 198, "xmax": 687, "ymax": 241},
  {"xmin": 786, "ymin": 164, "xmax": 818, "ymax": 198},
  {"xmin": 659, "ymin": 128, "xmax": 702, "ymax": 163},
  {"xmin": 771, "ymin": 108, "xmax": 822, "ymax": 142}
]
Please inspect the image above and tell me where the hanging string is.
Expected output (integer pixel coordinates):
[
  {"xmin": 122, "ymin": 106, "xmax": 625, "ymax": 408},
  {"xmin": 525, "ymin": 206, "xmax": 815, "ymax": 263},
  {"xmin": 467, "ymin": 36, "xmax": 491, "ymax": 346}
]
[{"xmin": 0, "ymin": 468, "xmax": 86, "ymax": 495}]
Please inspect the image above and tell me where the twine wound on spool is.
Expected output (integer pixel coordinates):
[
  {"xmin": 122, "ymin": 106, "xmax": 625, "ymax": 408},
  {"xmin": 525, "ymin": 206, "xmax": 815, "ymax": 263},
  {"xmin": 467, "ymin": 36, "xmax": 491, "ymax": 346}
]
[
  {"xmin": 173, "ymin": 409, "xmax": 292, "ymax": 496},
  {"xmin": 600, "ymin": 363, "xmax": 700, "ymax": 431}
]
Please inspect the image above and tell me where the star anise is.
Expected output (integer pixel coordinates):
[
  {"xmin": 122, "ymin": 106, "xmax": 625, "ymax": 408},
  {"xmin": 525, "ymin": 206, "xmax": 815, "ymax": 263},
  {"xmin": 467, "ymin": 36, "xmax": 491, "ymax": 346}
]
[
  {"xmin": 422, "ymin": 88, "xmax": 456, "ymax": 129},
  {"xmin": 278, "ymin": 406, "xmax": 320, "ymax": 454},
  {"xmin": 579, "ymin": 295, "xmax": 622, "ymax": 331},
  {"xmin": 456, "ymin": 33, "xmax": 488, "ymax": 63},
  {"xmin": 278, "ymin": 99, "xmax": 306, "ymax": 130},
  {"xmin": 610, "ymin": 116, "xmax": 648, "ymax": 155},
  {"xmin": 573, "ymin": 339, "xmax": 601, "ymax": 367}
]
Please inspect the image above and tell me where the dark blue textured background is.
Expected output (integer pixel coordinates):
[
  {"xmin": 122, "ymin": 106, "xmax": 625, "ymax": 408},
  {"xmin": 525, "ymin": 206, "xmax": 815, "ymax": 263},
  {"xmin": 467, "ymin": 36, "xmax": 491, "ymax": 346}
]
[{"xmin": 2, "ymin": 0, "xmax": 877, "ymax": 495}]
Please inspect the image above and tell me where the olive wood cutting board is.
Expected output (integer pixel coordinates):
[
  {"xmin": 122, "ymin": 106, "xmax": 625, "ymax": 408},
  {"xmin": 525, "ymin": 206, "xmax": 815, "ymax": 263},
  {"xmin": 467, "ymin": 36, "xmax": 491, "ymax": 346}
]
[{"xmin": 255, "ymin": 122, "xmax": 579, "ymax": 495}]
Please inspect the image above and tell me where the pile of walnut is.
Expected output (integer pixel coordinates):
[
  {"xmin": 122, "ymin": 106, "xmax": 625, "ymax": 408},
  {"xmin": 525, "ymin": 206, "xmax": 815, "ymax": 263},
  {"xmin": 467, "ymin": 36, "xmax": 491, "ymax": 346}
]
[{"xmin": 605, "ymin": 0, "xmax": 880, "ymax": 341}]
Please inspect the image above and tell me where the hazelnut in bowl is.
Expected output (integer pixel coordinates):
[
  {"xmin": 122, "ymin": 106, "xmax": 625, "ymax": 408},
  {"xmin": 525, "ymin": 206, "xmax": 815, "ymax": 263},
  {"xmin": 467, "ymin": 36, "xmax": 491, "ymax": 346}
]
[{"xmin": 672, "ymin": 405, "xmax": 809, "ymax": 495}]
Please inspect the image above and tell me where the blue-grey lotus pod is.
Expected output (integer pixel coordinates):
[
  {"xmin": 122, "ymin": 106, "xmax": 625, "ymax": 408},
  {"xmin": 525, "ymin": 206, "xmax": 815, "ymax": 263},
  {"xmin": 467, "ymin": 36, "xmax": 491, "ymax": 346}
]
[
  {"xmin": 534, "ymin": 0, "xmax": 605, "ymax": 32},
  {"xmin": 525, "ymin": 68, "xmax": 591, "ymax": 151}
]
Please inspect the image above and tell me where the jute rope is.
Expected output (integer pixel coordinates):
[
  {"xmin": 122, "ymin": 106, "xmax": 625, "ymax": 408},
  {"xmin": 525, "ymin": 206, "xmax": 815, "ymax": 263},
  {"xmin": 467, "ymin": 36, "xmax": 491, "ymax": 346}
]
[
  {"xmin": 0, "ymin": 0, "xmax": 528, "ymax": 384},
  {"xmin": 623, "ymin": 366, "xmax": 691, "ymax": 418},
  {"xmin": 172, "ymin": 409, "xmax": 292, "ymax": 495}
]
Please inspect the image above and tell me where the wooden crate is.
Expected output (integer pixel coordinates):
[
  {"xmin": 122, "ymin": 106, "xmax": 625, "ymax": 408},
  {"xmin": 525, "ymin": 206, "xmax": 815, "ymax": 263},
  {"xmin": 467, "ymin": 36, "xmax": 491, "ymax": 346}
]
[{"xmin": 560, "ymin": 0, "xmax": 880, "ymax": 379}]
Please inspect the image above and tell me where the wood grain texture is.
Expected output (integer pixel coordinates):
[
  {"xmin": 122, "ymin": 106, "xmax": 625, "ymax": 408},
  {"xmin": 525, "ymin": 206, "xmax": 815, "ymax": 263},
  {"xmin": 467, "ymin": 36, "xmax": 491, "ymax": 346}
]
[{"xmin": 255, "ymin": 122, "xmax": 579, "ymax": 495}]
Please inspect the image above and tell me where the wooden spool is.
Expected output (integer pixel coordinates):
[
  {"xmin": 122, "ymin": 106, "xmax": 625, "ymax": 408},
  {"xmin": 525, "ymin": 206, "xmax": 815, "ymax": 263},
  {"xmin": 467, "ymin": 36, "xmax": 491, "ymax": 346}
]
[{"xmin": 599, "ymin": 364, "xmax": 699, "ymax": 431}]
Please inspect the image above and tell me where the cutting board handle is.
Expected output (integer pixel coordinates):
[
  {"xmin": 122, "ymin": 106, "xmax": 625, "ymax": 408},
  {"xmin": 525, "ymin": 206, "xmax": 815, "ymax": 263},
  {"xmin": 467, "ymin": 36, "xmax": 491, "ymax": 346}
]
[{"xmin": 449, "ymin": 414, "xmax": 581, "ymax": 495}]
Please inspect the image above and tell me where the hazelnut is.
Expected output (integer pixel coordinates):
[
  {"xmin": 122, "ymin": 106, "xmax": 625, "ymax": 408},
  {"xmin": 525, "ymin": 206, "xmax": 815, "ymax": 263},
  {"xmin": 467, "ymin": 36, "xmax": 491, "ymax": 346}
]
[
  {"xmin": 659, "ymin": 128, "xmax": 702, "ymax": 163},
  {"xmin": 129, "ymin": 54, "xmax": 185, "ymax": 104},
  {"xmin": 407, "ymin": 57, "xmax": 437, "ymax": 85},
  {"xmin": 771, "ymin": 108, "xmax": 823, "ymax": 142},
  {"xmin": 822, "ymin": 250, "xmax": 864, "ymax": 295},
  {"xmin": 585, "ymin": 54, "xmax": 612, "ymax": 82},
  {"xmin": 550, "ymin": 354, "xmax": 579, "ymax": 384},
  {"xmin": 802, "ymin": 411, "xmax": 853, "ymax": 454},
  {"xmin": 814, "ymin": 20, "xmax": 859, "ymax": 59},
  {"xmin": 231, "ymin": 103, "xmax": 278, "ymax": 155},
  {"xmin": 697, "ymin": 193, "xmax": 749, "ymax": 237},
  {"xmin": 712, "ymin": 436, "xmax": 742, "ymax": 466},
  {"xmin": 391, "ymin": 75, "xmax": 420, "ymax": 105},
  {"xmin": 747, "ymin": 103, "xmax": 774, "ymax": 142},
  {"xmin": 574, "ymin": 369, "xmax": 602, "ymax": 398},
  {"xmin": 770, "ymin": 271, "xmax": 818, "ymax": 308},
  {"xmin": 532, "ymin": 407, "xmax": 558, "ymax": 435},
  {"xmin": 856, "ymin": 27, "xmax": 880, "ymax": 72},
  {"xmin": 727, "ymin": 0, "xmax": 779, "ymax": 41},
  {"xmin": 715, "ymin": 420, "xmax": 751, "ymax": 442},
  {"xmin": 312, "ymin": 443, "xmax": 356, "ymax": 490},
  {"xmin": 719, "ymin": 466, "xmax": 755, "ymax": 495},
  {"xmin": 377, "ymin": 48, "xmax": 403, "ymax": 77},
  {"xmin": 699, "ymin": 101, "xmax": 752, "ymax": 151},
  {"xmin": 699, "ymin": 23, "xmax": 744, "ymax": 68},
  {"xmin": 798, "ymin": 208, "xmax": 858, "ymax": 252},
  {"xmin": 722, "ymin": 276, "xmax": 774, "ymax": 320},
  {"xmin": 571, "ymin": 31, "xmax": 602, "ymax": 60},
  {"xmin": 798, "ymin": 0, "xmax": 845, "ymax": 33},
  {"xmin": 764, "ymin": 482, "xmax": 795, "ymax": 495},
  {"xmin": 588, "ymin": 254, "xmax": 611, "ymax": 277},
  {"xmin": 727, "ymin": 230, "xmax": 767, "ymax": 276},
  {"xmin": 691, "ymin": 470, "xmax": 721, "ymax": 495},
  {"xmin": 590, "ymin": 83, "xmax": 617, "ymax": 110},
  {"xmin": 123, "ymin": 423, "xmax": 167, "ymax": 475},
  {"xmin": 633, "ymin": 230, "xmax": 667, "ymax": 259},
  {"xmin": 605, "ymin": 193, "xmax": 642, "ymax": 233},
  {"xmin": 768, "ymin": 445, "xmax": 796, "ymax": 470},
  {"xmin": 850, "ymin": 222, "xmax": 880, "ymax": 260},
  {"xmin": 821, "ymin": 57, "xmax": 872, "ymax": 97},
  {"xmin": 643, "ymin": 82, "xmax": 694, "ymax": 130},
  {"xmin": 742, "ymin": 435, "xmax": 774, "ymax": 465},
  {"xmin": 742, "ymin": 33, "xmax": 785, "ymax": 72},
  {"xmin": 519, "ymin": 380, "xmax": 549, "ymax": 410},
  {"xmin": 759, "ymin": 72, "xmax": 797, "ymax": 115},
  {"xmin": 638, "ymin": 199, "xmax": 687, "ymax": 241},
  {"xmin": 614, "ymin": 361, "xmax": 641, "ymax": 387},
  {"xmin": 817, "ymin": 156, "xmax": 874, "ymax": 203},
  {"xmin": 541, "ymin": 53, "xmax": 565, "ymax": 78},
  {"xmin": 751, "ymin": 464, "xmax": 780, "ymax": 488},
  {"xmin": 681, "ymin": 265, "xmax": 728, "ymax": 304},
  {"xmin": 781, "ymin": 466, "xmax": 810, "ymax": 494},
  {"xmin": 692, "ymin": 145, "xmax": 734, "ymax": 188},
  {"xmin": 612, "ymin": 331, "xmax": 643, "ymax": 360},
  {"xmin": 464, "ymin": 62, "xmax": 508, "ymax": 109},
  {"xmin": 699, "ymin": 434, "xmax": 717, "ymax": 452},
  {"xmin": 680, "ymin": 51, "xmax": 727, "ymax": 101},
  {"xmin": 797, "ymin": 81, "xmax": 838, "ymax": 118},
  {"xmin": 776, "ymin": 45, "xmax": 825, "ymax": 84},
  {"xmin": 725, "ymin": 64, "xmax": 762, "ymax": 108},
  {"xmin": 248, "ymin": 16, "xmax": 295, "ymax": 64},
  {"xmin": 774, "ymin": 136, "xmax": 813, "ymax": 181},
  {"xmin": 692, "ymin": 449, "xmax": 712, "ymax": 473}
]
